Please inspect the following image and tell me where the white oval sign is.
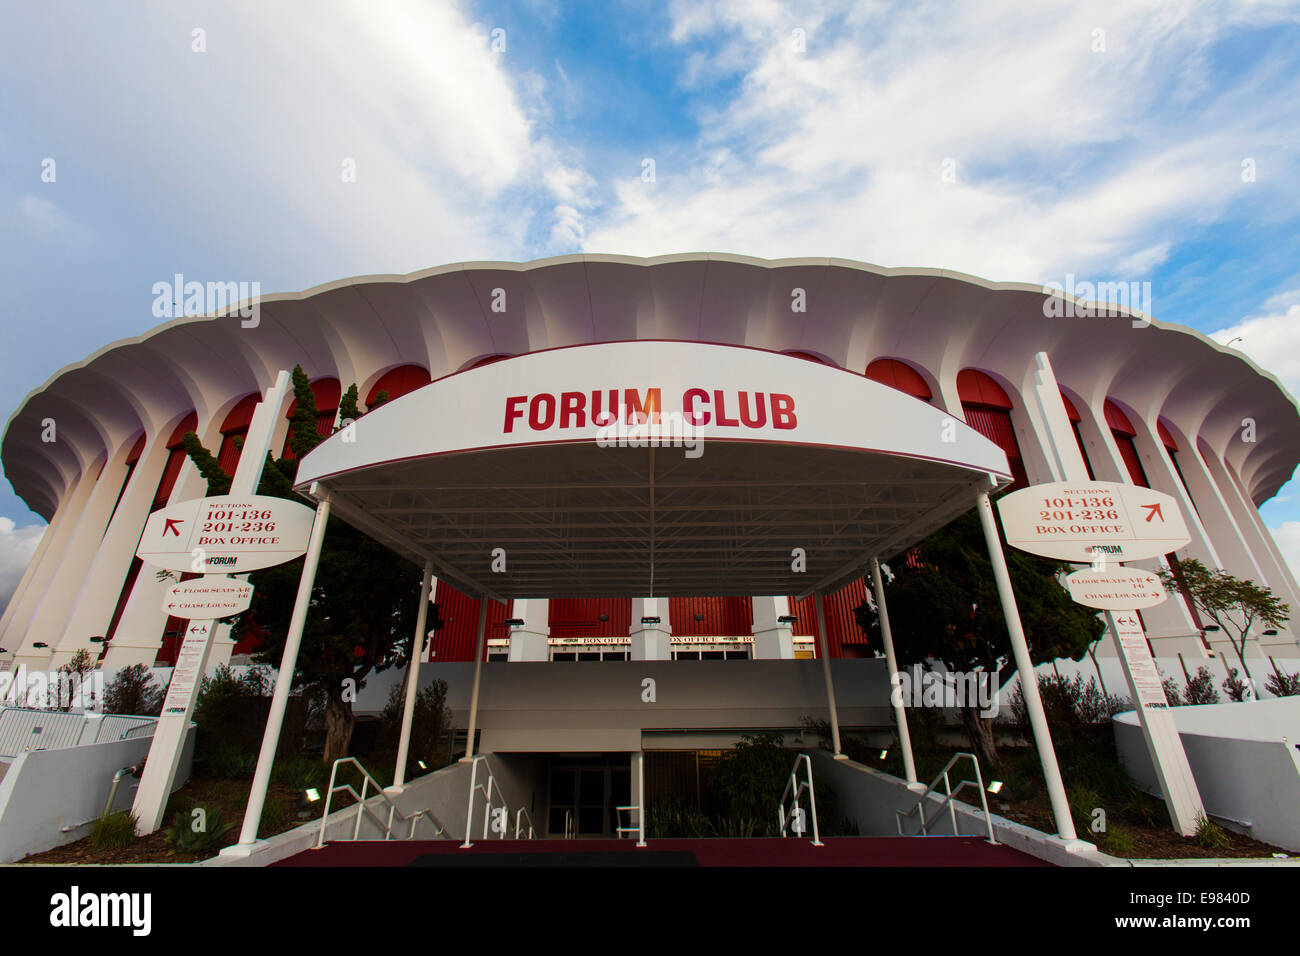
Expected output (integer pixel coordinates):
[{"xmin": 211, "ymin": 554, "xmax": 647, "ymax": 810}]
[
  {"xmin": 997, "ymin": 481, "xmax": 1190, "ymax": 562},
  {"xmin": 1065, "ymin": 567, "xmax": 1168, "ymax": 610},
  {"xmin": 162, "ymin": 579, "xmax": 255, "ymax": 619},
  {"xmin": 137, "ymin": 494, "xmax": 316, "ymax": 573}
]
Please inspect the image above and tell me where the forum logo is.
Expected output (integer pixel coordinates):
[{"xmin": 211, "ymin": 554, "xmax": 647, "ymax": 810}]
[
  {"xmin": 151, "ymin": 273, "xmax": 261, "ymax": 328},
  {"xmin": 890, "ymin": 664, "xmax": 1001, "ymax": 717},
  {"xmin": 1042, "ymin": 274, "xmax": 1152, "ymax": 328}
]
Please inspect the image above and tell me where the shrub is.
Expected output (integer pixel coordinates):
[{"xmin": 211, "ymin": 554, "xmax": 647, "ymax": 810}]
[
  {"xmin": 90, "ymin": 810, "xmax": 138, "ymax": 850},
  {"xmin": 102, "ymin": 664, "xmax": 165, "ymax": 716},
  {"xmin": 1183, "ymin": 666, "xmax": 1220, "ymax": 705},
  {"xmin": 1265, "ymin": 667, "xmax": 1300, "ymax": 698},
  {"xmin": 207, "ymin": 741, "xmax": 256, "ymax": 779},
  {"xmin": 164, "ymin": 807, "xmax": 234, "ymax": 856},
  {"xmin": 1194, "ymin": 812, "xmax": 1231, "ymax": 851},
  {"xmin": 1162, "ymin": 675, "xmax": 1183, "ymax": 707},
  {"xmin": 193, "ymin": 664, "xmax": 272, "ymax": 764},
  {"xmin": 273, "ymin": 756, "xmax": 325, "ymax": 791},
  {"xmin": 1221, "ymin": 667, "xmax": 1248, "ymax": 702},
  {"xmin": 1008, "ymin": 673, "xmax": 1129, "ymax": 743}
]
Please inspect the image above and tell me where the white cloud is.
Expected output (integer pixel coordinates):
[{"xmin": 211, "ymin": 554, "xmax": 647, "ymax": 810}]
[
  {"xmin": 1269, "ymin": 521, "xmax": 1300, "ymax": 586},
  {"xmin": 587, "ymin": 0, "xmax": 1300, "ymax": 283},
  {"xmin": 1211, "ymin": 296, "xmax": 1300, "ymax": 398},
  {"xmin": 0, "ymin": 517, "xmax": 44, "ymax": 616}
]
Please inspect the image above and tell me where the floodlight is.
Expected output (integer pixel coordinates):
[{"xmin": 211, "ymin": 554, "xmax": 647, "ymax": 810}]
[
  {"xmin": 305, "ymin": 788, "xmax": 320, "ymax": 802},
  {"xmin": 878, "ymin": 749, "xmax": 888, "ymax": 759},
  {"xmin": 987, "ymin": 781, "xmax": 1003, "ymax": 794}
]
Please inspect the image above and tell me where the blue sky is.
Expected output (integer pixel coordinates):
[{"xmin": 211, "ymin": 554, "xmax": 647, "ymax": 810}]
[{"xmin": 3, "ymin": 0, "xmax": 1300, "ymax": 603}]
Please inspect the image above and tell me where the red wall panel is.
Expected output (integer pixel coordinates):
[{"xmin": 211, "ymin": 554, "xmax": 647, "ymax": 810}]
[
  {"xmin": 548, "ymin": 597, "xmax": 631, "ymax": 639},
  {"xmin": 429, "ymin": 581, "xmax": 512, "ymax": 662},
  {"xmin": 668, "ymin": 596, "xmax": 753, "ymax": 637}
]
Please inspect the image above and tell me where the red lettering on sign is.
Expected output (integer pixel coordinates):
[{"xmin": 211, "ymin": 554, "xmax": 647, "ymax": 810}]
[
  {"xmin": 529, "ymin": 393, "xmax": 556, "ymax": 430},
  {"xmin": 713, "ymin": 390, "xmax": 739, "ymax": 427},
  {"xmin": 772, "ymin": 393, "xmax": 797, "ymax": 429},
  {"xmin": 504, "ymin": 395, "xmax": 526, "ymax": 433},
  {"xmin": 560, "ymin": 391, "xmax": 586, "ymax": 428},
  {"xmin": 739, "ymin": 392, "xmax": 767, "ymax": 428},
  {"xmin": 591, "ymin": 389, "xmax": 618, "ymax": 426},
  {"xmin": 683, "ymin": 388, "xmax": 709, "ymax": 426},
  {"xmin": 623, "ymin": 388, "xmax": 661, "ymax": 425}
]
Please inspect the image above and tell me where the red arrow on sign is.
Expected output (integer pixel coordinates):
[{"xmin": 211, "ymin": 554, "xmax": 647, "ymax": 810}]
[
  {"xmin": 1141, "ymin": 503, "xmax": 1163, "ymax": 523},
  {"xmin": 164, "ymin": 518, "xmax": 183, "ymax": 536}
]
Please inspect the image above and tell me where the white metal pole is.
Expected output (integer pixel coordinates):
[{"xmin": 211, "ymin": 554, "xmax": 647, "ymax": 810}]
[
  {"xmin": 235, "ymin": 493, "xmax": 331, "ymax": 847},
  {"xmin": 460, "ymin": 598, "xmax": 490, "ymax": 761},
  {"xmin": 636, "ymin": 749, "xmax": 646, "ymax": 847},
  {"xmin": 870, "ymin": 557, "xmax": 918, "ymax": 785},
  {"xmin": 392, "ymin": 561, "xmax": 434, "ymax": 789},
  {"xmin": 813, "ymin": 595, "xmax": 844, "ymax": 757},
  {"xmin": 975, "ymin": 489, "xmax": 1077, "ymax": 841}
]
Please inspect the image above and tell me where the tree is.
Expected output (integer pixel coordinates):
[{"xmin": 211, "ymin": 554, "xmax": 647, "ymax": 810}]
[
  {"xmin": 181, "ymin": 365, "xmax": 424, "ymax": 764},
  {"xmin": 1157, "ymin": 558, "xmax": 1290, "ymax": 698},
  {"xmin": 103, "ymin": 663, "xmax": 166, "ymax": 716},
  {"xmin": 854, "ymin": 510, "xmax": 1104, "ymax": 769}
]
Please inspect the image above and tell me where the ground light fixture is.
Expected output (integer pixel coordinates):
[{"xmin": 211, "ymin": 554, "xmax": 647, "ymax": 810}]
[
  {"xmin": 305, "ymin": 789, "xmax": 320, "ymax": 803},
  {"xmin": 987, "ymin": 781, "xmax": 1003, "ymax": 795},
  {"xmin": 879, "ymin": 749, "xmax": 888, "ymax": 759},
  {"xmin": 417, "ymin": 760, "xmax": 427, "ymax": 770}
]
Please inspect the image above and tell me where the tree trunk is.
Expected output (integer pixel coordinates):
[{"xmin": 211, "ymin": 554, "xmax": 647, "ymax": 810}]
[
  {"xmin": 323, "ymin": 692, "xmax": 355, "ymax": 766},
  {"xmin": 959, "ymin": 704, "xmax": 1001, "ymax": 771}
]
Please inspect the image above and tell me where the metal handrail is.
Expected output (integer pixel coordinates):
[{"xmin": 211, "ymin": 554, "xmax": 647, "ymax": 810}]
[
  {"xmin": 314, "ymin": 757, "xmax": 447, "ymax": 848},
  {"xmin": 514, "ymin": 807, "xmax": 536, "ymax": 839},
  {"xmin": 461, "ymin": 754, "xmax": 534, "ymax": 847},
  {"xmin": 777, "ymin": 753, "xmax": 823, "ymax": 846},
  {"xmin": 895, "ymin": 751, "xmax": 998, "ymax": 844}
]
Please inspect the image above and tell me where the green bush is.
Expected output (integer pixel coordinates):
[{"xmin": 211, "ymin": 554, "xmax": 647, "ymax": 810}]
[
  {"xmin": 1265, "ymin": 667, "xmax": 1300, "ymax": 698},
  {"xmin": 207, "ymin": 741, "xmax": 256, "ymax": 779},
  {"xmin": 1183, "ymin": 666, "xmax": 1220, "ymax": 705},
  {"xmin": 90, "ymin": 810, "xmax": 138, "ymax": 850},
  {"xmin": 374, "ymin": 679, "xmax": 454, "ymax": 780},
  {"xmin": 1194, "ymin": 812, "xmax": 1231, "ymax": 851},
  {"xmin": 164, "ymin": 807, "xmax": 234, "ymax": 856},
  {"xmin": 193, "ymin": 665, "xmax": 272, "ymax": 764},
  {"xmin": 1102, "ymin": 823, "xmax": 1136, "ymax": 856},
  {"xmin": 273, "ymin": 756, "xmax": 326, "ymax": 791},
  {"xmin": 1008, "ymin": 674, "xmax": 1130, "ymax": 743}
]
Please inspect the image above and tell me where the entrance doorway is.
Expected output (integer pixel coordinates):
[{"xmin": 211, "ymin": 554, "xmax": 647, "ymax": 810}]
[{"xmin": 546, "ymin": 755, "xmax": 631, "ymax": 837}]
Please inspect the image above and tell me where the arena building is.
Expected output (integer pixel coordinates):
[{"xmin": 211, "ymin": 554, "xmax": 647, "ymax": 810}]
[{"xmin": 2, "ymin": 254, "xmax": 1298, "ymax": 842}]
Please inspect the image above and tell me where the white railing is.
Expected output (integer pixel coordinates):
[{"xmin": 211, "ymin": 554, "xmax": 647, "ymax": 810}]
[
  {"xmin": 314, "ymin": 757, "xmax": 447, "ymax": 847},
  {"xmin": 777, "ymin": 753, "xmax": 823, "ymax": 846},
  {"xmin": 461, "ymin": 754, "xmax": 535, "ymax": 847},
  {"xmin": 895, "ymin": 751, "xmax": 998, "ymax": 844}
]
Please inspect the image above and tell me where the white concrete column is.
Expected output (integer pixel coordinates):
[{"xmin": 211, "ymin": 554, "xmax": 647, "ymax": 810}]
[
  {"xmin": 507, "ymin": 598, "xmax": 550, "ymax": 661},
  {"xmin": 1022, "ymin": 353, "xmax": 1090, "ymax": 483},
  {"xmin": 101, "ymin": 414, "xmax": 226, "ymax": 671},
  {"xmin": 750, "ymin": 595, "xmax": 795, "ymax": 659},
  {"xmin": 629, "ymin": 597, "xmax": 672, "ymax": 660},
  {"xmin": 13, "ymin": 448, "xmax": 135, "ymax": 668},
  {"xmin": 0, "ymin": 515, "xmax": 56, "ymax": 650},
  {"xmin": 50, "ymin": 430, "xmax": 175, "ymax": 668},
  {"xmin": 0, "ymin": 471, "xmax": 92, "ymax": 663},
  {"xmin": 1129, "ymin": 419, "xmax": 1223, "ymax": 572}
]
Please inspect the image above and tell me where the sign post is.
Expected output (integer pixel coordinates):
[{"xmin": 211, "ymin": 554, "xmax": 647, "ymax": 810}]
[
  {"xmin": 131, "ymin": 370, "xmax": 294, "ymax": 834},
  {"xmin": 997, "ymin": 481, "xmax": 1207, "ymax": 836}
]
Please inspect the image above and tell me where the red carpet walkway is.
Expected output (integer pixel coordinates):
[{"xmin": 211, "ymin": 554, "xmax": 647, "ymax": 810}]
[{"xmin": 274, "ymin": 836, "xmax": 1051, "ymax": 867}]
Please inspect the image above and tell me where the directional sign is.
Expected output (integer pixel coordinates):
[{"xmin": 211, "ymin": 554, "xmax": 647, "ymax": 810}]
[
  {"xmin": 997, "ymin": 481, "xmax": 1191, "ymax": 562},
  {"xmin": 162, "ymin": 579, "xmax": 255, "ymax": 619},
  {"xmin": 1065, "ymin": 567, "xmax": 1168, "ymax": 610},
  {"xmin": 162, "ymin": 620, "xmax": 215, "ymax": 715},
  {"xmin": 137, "ymin": 494, "xmax": 316, "ymax": 573}
]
